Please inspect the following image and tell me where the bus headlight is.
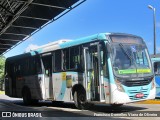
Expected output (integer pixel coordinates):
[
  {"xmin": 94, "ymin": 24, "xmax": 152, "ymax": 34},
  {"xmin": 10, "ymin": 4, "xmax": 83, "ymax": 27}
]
[{"xmin": 115, "ymin": 80, "xmax": 125, "ymax": 92}]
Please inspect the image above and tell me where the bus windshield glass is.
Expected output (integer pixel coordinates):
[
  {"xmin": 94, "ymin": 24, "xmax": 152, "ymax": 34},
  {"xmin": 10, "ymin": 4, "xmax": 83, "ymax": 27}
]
[{"xmin": 110, "ymin": 35, "xmax": 153, "ymax": 78}]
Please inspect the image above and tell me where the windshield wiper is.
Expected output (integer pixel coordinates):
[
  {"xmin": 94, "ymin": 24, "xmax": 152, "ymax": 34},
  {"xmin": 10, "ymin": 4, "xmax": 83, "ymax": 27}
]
[
  {"xmin": 119, "ymin": 43, "xmax": 133, "ymax": 63},
  {"xmin": 119, "ymin": 43, "xmax": 138, "ymax": 77}
]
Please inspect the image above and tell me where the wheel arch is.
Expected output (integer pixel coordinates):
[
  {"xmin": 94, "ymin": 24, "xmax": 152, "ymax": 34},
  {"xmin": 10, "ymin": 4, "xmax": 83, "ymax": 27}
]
[
  {"xmin": 72, "ymin": 84, "xmax": 86, "ymax": 98},
  {"xmin": 22, "ymin": 85, "xmax": 30, "ymax": 96}
]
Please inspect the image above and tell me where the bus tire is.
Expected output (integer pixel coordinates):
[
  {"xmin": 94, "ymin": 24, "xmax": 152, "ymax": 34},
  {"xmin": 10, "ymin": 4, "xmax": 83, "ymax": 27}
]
[
  {"xmin": 22, "ymin": 88, "xmax": 32, "ymax": 105},
  {"xmin": 73, "ymin": 90, "xmax": 86, "ymax": 110},
  {"xmin": 32, "ymin": 99, "xmax": 39, "ymax": 104},
  {"xmin": 52, "ymin": 101, "xmax": 63, "ymax": 106}
]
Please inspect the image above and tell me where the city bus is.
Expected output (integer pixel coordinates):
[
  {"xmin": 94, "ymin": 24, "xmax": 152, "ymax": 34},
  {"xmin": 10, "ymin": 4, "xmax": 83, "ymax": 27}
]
[
  {"xmin": 5, "ymin": 33, "xmax": 155, "ymax": 109},
  {"xmin": 150, "ymin": 54, "xmax": 160, "ymax": 98}
]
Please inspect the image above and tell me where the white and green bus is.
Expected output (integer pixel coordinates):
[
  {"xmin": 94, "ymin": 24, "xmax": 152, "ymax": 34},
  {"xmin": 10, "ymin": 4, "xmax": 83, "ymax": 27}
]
[{"xmin": 5, "ymin": 33, "xmax": 155, "ymax": 109}]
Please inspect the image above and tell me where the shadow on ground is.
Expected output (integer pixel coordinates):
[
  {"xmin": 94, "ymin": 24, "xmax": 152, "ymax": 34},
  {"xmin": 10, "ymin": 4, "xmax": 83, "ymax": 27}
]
[
  {"xmin": 12, "ymin": 99, "xmax": 147, "ymax": 113},
  {"xmin": 0, "ymin": 97, "xmax": 149, "ymax": 119}
]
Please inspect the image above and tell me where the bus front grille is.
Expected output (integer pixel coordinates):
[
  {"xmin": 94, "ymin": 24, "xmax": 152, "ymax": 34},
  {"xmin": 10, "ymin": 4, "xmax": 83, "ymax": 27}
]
[
  {"xmin": 123, "ymin": 79, "xmax": 151, "ymax": 87},
  {"xmin": 129, "ymin": 94, "xmax": 148, "ymax": 100},
  {"xmin": 128, "ymin": 89, "xmax": 149, "ymax": 100}
]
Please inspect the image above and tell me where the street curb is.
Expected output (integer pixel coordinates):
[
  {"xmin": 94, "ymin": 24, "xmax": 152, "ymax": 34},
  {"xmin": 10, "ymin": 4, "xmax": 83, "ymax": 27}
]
[{"xmin": 136, "ymin": 100, "xmax": 160, "ymax": 104}]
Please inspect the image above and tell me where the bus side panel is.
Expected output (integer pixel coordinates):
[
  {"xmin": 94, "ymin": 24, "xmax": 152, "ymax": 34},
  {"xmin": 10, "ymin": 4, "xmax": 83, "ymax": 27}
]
[
  {"xmin": 5, "ymin": 73, "xmax": 16, "ymax": 97},
  {"xmin": 52, "ymin": 73, "xmax": 62, "ymax": 101},
  {"xmin": 53, "ymin": 72, "xmax": 80, "ymax": 102},
  {"xmin": 64, "ymin": 72, "xmax": 82, "ymax": 101},
  {"xmin": 39, "ymin": 74, "xmax": 45, "ymax": 100},
  {"xmin": 16, "ymin": 77, "xmax": 23, "ymax": 97},
  {"xmin": 16, "ymin": 75, "xmax": 43, "ymax": 100},
  {"xmin": 5, "ymin": 63, "xmax": 17, "ymax": 97},
  {"xmin": 155, "ymin": 76, "xmax": 160, "ymax": 98},
  {"xmin": 5, "ymin": 77, "xmax": 12, "ymax": 97}
]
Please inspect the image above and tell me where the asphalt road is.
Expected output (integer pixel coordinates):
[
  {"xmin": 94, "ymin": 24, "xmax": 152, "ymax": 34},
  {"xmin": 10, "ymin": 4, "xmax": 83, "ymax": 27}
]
[{"xmin": 0, "ymin": 94, "xmax": 160, "ymax": 120}]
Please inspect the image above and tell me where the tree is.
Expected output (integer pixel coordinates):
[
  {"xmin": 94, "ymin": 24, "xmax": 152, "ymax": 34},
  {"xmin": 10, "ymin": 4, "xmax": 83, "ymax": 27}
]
[
  {"xmin": 0, "ymin": 56, "xmax": 5, "ymax": 90},
  {"xmin": 0, "ymin": 56, "xmax": 5, "ymax": 78}
]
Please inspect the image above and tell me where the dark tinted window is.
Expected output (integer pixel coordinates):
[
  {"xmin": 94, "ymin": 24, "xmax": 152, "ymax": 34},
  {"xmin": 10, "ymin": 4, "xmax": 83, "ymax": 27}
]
[
  {"xmin": 70, "ymin": 47, "xmax": 81, "ymax": 69},
  {"xmin": 55, "ymin": 50, "xmax": 62, "ymax": 71},
  {"xmin": 63, "ymin": 49, "xmax": 69, "ymax": 70}
]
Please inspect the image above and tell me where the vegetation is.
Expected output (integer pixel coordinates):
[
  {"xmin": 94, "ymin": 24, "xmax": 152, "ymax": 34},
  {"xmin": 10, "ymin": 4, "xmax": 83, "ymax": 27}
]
[
  {"xmin": 0, "ymin": 56, "xmax": 6, "ymax": 91},
  {"xmin": 0, "ymin": 56, "xmax": 5, "ymax": 78}
]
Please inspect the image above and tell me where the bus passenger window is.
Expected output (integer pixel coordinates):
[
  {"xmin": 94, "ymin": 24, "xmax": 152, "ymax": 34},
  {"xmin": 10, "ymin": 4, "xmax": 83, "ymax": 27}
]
[
  {"xmin": 30, "ymin": 57, "xmax": 36, "ymax": 75},
  {"xmin": 70, "ymin": 47, "xmax": 81, "ymax": 70},
  {"xmin": 63, "ymin": 49, "xmax": 69, "ymax": 70},
  {"xmin": 55, "ymin": 50, "xmax": 62, "ymax": 71},
  {"xmin": 36, "ymin": 57, "xmax": 42, "ymax": 74},
  {"xmin": 42, "ymin": 55, "xmax": 52, "ymax": 76}
]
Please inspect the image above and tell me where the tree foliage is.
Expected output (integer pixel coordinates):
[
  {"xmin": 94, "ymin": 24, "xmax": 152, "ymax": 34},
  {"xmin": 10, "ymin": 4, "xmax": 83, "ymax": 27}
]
[
  {"xmin": 0, "ymin": 56, "xmax": 5, "ymax": 90},
  {"xmin": 0, "ymin": 56, "xmax": 5, "ymax": 79}
]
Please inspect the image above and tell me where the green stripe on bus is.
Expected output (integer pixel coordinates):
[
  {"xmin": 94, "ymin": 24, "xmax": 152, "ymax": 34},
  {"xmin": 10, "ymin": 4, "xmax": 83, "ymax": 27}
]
[
  {"xmin": 137, "ymin": 69, "xmax": 151, "ymax": 73},
  {"xmin": 118, "ymin": 69, "xmax": 151, "ymax": 74},
  {"xmin": 118, "ymin": 69, "xmax": 136, "ymax": 74}
]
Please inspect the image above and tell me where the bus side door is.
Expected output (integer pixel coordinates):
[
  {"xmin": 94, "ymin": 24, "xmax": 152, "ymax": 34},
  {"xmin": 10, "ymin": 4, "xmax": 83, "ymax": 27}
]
[
  {"xmin": 83, "ymin": 42, "xmax": 105, "ymax": 102},
  {"xmin": 42, "ymin": 54, "xmax": 53, "ymax": 99}
]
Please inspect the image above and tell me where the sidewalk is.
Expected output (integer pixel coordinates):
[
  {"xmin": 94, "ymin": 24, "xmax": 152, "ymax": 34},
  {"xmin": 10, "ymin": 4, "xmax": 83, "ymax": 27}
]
[{"xmin": 0, "ymin": 94, "xmax": 22, "ymax": 102}]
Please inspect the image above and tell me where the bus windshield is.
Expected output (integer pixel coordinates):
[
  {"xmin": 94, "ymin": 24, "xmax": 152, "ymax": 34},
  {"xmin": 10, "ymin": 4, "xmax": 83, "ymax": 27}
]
[{"xmin": 110, "ymin": 36, "xmax": 153, "ymax": 78}]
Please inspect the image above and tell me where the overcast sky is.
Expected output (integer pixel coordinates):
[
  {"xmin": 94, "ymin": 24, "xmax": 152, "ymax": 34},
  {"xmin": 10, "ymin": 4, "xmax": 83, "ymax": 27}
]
[{"xmin": 4, "ymin": 0, "xmax": 160, "ymax": 58}]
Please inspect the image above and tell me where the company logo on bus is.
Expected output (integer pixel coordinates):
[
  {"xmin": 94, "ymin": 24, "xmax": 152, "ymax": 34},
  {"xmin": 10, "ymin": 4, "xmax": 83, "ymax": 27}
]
[{"xmin": 135, "ymin": 93, "xmax": 144, "ymax": 98}]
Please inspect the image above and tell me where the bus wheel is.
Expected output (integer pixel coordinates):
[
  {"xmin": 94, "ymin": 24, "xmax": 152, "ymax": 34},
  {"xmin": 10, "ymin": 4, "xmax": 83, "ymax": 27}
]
[
  {"xmin": 73, "ymin": 90, "xmax": 86, "ymax": 110},
  {"xmin": 52, "ymin": 101, "xmax": 63, "ymax": 107},
  {"xmin": 32, "ymin": 99, "xmax": 39, "ymax": 104},
  {"xmin": 22, "ymin": 88, "xmax": 32, "ymax": 105}
]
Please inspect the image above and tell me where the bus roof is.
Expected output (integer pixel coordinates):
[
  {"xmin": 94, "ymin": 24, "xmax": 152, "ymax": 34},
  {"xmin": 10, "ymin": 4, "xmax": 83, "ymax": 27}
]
[
  {"xmin": 31, "ymin": 32, "xmax": 143, "ymax": 52},
  {"xmin": 29, "ymin": 33, "xmax": 109, "ymax": 55},
  {"xmin": 6, "ymin": 52, "xmax": 33, "ymax": 63},
  {"xmin": 6, "ymin": 33, "xmax": 108, "ymax": 61},
  {"xmin": 59, "ymin": 33, "xmax": 108, "ymax": 49}
]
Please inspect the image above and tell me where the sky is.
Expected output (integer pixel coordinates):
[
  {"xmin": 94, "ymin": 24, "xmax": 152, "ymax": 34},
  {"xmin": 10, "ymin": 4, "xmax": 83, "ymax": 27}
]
[{"xmin": 4, "ymin": 0, "xmax": 160, "ymax": 58}]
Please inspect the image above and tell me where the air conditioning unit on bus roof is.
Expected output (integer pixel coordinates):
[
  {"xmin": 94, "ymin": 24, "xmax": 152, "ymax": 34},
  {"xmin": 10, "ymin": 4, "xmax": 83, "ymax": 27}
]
[{"xmin": 31, "ymin": 39, "xmax": 71, "ymax": 51}]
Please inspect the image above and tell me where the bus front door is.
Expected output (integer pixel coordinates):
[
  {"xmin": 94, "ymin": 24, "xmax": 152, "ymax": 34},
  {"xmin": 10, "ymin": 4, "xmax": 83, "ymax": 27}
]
[
  {"xmin": 83, "ymin": 43, "xmax": 105, "ymax": 102},
  {"xmin": 42, "ymin": 55, "xmax": 53, "ymax": 99}
]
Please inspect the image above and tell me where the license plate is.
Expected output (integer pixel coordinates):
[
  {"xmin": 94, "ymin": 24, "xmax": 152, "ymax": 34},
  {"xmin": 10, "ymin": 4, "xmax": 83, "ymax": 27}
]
[{"xmin": 135, "ymin": 93, "xmax": 144, "ymax": 98}]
